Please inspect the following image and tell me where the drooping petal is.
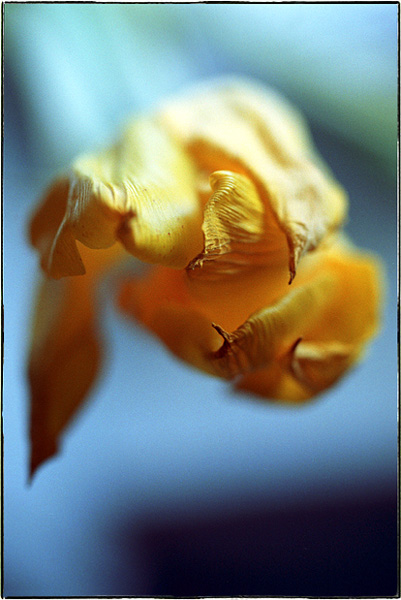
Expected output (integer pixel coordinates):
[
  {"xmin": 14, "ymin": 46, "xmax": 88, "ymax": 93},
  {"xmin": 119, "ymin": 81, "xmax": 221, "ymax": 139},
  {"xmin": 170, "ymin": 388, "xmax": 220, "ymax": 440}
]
[
  {"xmin": 29, "ymin": 176, "xmax": 124, "ymax": 475},
  {"xmin": 28, "ymin": 243, "xmax": 121, "ymax": 477},
  {"xmin": 159, "ymin": 78, "xmax": 348, "ymax": 280},
  {"xmin": 118, "ymin": 237, "xmax": 381, "ymax": 402},
  {"xmin": 31, "ymin": 118, "xmax": 204, "ymax": 279}
]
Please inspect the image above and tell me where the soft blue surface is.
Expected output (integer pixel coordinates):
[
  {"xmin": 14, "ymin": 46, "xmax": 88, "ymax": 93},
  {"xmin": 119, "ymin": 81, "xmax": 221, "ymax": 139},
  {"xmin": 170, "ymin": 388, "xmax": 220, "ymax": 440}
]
[{"xmin": 3, "ymin": 4, "xmax": 398, "ymax": 596}]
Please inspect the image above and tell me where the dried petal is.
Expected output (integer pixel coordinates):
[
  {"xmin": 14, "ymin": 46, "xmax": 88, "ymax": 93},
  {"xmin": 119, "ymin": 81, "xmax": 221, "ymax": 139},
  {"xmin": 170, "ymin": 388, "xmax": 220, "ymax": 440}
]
[
  {"xmin": 159, "ymin": 78, "xmax": 347, "ymax": 280},
  {"xmin": 187, "ymin": 170, "xmax": 288, "ymax": 279},
  {"xmin": 32, "ymin": 118, "xmax": 204, "ymax": 279},
  {"xmin": 119, "ymin": 237, "xmax": 381, "ymax": 402}
]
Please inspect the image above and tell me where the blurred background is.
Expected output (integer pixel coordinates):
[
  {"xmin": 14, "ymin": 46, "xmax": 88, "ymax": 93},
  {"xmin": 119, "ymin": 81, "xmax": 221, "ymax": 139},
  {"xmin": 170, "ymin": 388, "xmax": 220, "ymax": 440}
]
[{"xmin": 3, "ymin": 3, "xmax": 398, "ymax": 597}]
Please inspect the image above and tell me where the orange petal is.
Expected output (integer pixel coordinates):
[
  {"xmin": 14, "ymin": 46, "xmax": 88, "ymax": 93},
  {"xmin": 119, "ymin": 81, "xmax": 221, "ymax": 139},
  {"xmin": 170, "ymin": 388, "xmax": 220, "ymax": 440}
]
[
  {"xmin": 29, "ymin": 177, "xmax": 82, "ymax": 275},
  {"xmin": 118, "ymin": 267, "xmax": 224, "ymax": 377},
  {"xmin": 210, "ymin": 271, "xmax": 336, "ymax": 379},
  {"xmin": 28, "ymin": 243, "xmax": 121, "ymax": 477},
  {"xmin": 31, "ymin": 118, "xmax": 204, "ymax": 279},
  {"xmin": 236, "ymin": 240, "xmax": 382, "ymax": 401},
  {"xmin": 118, "ymin": 237, "xmax": 381, "ymax": 402},
  {"xmin": 159, "ymin": 78, "xmax": 347, "ymax": 280}
]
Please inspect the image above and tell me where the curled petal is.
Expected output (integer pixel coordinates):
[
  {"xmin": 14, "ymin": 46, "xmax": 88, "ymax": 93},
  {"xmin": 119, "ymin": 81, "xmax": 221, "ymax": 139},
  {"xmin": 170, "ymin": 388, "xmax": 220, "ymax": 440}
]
[
  {"xmin": 210, "ymin": 272, "xmax": 335, "ymax": 379},
  {"xmin": 236, "ymin": 242, "xmax": 382, "ymax": 401},
  {"xmin": 31, "ymin": 118, "xmax": 204, "ymax": 279},
  {"xmin": 119, "ymin": 238, "xmax": 381, "ymax": 402},
  {"xmin": 187, "ymin": 170, "xmax": 288, "ymax": 279},
  {"xmin": 159, "ymin": 78, "xmax": 347, "ymax": 280},
  {"xmin": 287, "ymin": 339, "xmax": 356, "ymax": 394}
]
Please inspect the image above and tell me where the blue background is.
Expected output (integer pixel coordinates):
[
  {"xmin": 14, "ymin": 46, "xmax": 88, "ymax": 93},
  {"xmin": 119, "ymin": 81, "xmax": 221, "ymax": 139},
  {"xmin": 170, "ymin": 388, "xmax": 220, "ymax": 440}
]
[{"xmin": 3, "ymin": 4, "xmax": 398, "ymax": 597}]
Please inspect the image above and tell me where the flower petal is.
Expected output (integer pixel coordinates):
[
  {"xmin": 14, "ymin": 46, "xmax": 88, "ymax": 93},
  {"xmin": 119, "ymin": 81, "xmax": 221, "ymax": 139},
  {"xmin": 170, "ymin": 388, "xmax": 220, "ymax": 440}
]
[
  {"xmin": 31, "ymin": 118, "xmax": 204, "ymax": 279},
  {"xmin": 119, "ymin": 237, "xmax": 381, "ymax": 402},
  {"xmin": 118, "ymin": 267, "xmax": 223, "ymax": 377},
  {"xmin": 235, "ymin": 241, "xmax": 382, "ymax": 401},
  {"xmin": 29, "ymin": 177, "xmax": 84, "ymax": 275},
  {"xmin": 28, "ymin": 243, "xmax": 121, "ymax": 477},
  {"xmin": 210, "ymin": 271, "xmax": 336, "ymax": 379},
  {"xmin": 288, "ymin": 339, "xmax": 356, "ymax": 394},
  {"xmin": 159, "ymin": 78, "xmax": 348, "ymax": 280},
  {"xmin": 187, "ymin": 170, "xmax": 288, "ymax": 279}
]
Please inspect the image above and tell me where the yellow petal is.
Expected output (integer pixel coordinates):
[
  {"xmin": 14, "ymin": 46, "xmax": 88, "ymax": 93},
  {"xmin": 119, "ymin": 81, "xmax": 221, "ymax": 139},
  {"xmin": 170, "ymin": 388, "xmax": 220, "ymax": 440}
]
[
  {"xmin": 31, "ymin": 118, "xmax": 204, "ymax": 279},
  {"xmin": 28, "ymin": 243, "xmax": 121, "ymax": 477},
  {"xmin": 159, "ymin": 78, "xmax": 347, "ymax": 280},
  {"xmin": 187, "ymin": 170, "xmax": 288, "ymax": 280},
  {"xmin": 118, "ymin": 237, "xmax": 381, "ymax": 402}
]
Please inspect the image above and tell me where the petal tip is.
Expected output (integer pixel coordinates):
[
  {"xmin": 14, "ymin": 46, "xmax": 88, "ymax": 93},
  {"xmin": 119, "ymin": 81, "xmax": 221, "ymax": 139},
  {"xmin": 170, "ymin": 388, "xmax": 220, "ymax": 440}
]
[
  {"xmin": 211, "ymin": 322, "xmax": 232, "ymax": 344},
  {"xmin": 29, "ymin": 436, "xmax": 58, "ymax": 481}
]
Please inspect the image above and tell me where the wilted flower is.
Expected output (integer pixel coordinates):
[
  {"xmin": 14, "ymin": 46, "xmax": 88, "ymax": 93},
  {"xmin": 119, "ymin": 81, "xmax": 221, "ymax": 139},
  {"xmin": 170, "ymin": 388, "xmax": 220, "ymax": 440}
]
[{"xmin": 28, "ymin": 79, "xmax": 381, "ymax": 475}]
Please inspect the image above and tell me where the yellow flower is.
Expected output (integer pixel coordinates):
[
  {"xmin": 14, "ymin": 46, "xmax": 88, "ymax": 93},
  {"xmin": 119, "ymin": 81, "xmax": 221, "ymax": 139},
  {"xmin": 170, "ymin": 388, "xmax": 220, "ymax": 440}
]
[{"xmin": 28, "ymin": 78, "xmax": 382, "ymax": 475}]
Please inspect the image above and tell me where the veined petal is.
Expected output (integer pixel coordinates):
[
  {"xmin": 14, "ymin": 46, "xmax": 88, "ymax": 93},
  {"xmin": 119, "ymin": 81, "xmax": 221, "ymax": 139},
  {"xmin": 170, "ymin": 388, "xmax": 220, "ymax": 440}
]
[
  {"xmin": 118, "ymin": 237, "xmax": 381, "ymax": 402},
  {"xmin": 31, "ymin": 118, "xmax": 204, "ymax": 279},
  {"xmin": 187, "ymin": 170, "xmax": 288, "ymax": 279},
  {"xmin": 210, "ymin": 272, "xmax": 336, "ymax": 379},
  {"xmin": 159, "ymin": 78, "xmax": 347, "ymax": 280},
  {"xmin": 28, "ymin": 243, "xmax": 121, "ymax": 477},
  {"xmin": 235, "ymin": 241, "xmax": 382, "ymax": 401}
]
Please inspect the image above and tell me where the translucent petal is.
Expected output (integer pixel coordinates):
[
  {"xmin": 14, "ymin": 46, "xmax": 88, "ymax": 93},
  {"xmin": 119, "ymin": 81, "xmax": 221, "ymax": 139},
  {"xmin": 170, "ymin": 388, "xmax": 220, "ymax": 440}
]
[
  {"xmin": 31, "ymin": 118, "xmax": 204, "ymax": 279},
  {"xmin": 159, "ymin": 78, "xmax": 348, "ymax": 280},
  {"xmin": 187, "ymin": 170, "xmax": 288, "ymax": 280}
]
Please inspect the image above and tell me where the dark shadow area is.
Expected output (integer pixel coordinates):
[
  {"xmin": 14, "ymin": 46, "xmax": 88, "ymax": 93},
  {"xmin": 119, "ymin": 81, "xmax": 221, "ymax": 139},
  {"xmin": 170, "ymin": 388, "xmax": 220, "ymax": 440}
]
[{"xmin": 125, "ymin": 490, "xmax": 398, "ymax": 597}]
